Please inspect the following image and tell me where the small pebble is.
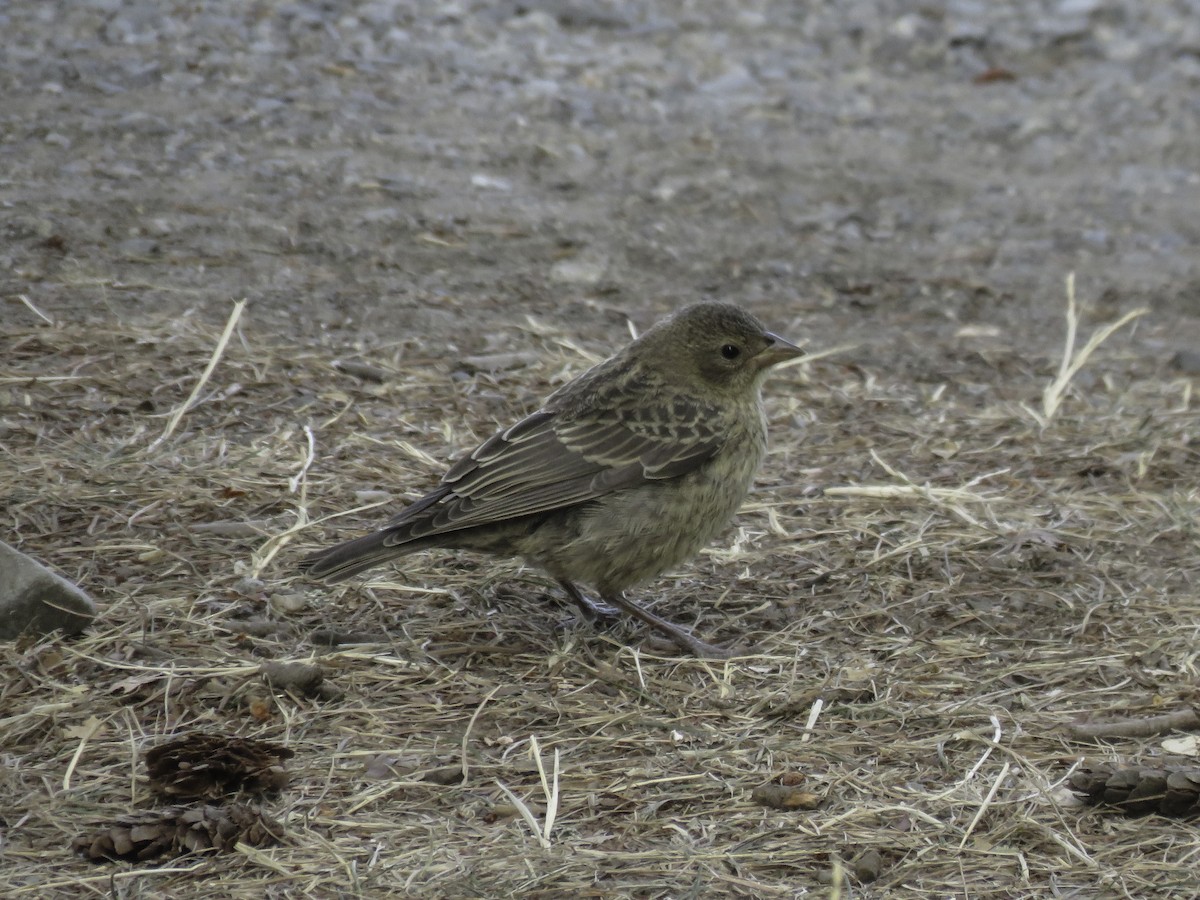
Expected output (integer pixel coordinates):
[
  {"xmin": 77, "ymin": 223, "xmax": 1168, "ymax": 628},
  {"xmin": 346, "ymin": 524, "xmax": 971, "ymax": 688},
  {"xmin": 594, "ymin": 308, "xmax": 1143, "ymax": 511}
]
[{"xmin": 1169, "ymin": 349, "xmax": 1200, "ymax": 374}]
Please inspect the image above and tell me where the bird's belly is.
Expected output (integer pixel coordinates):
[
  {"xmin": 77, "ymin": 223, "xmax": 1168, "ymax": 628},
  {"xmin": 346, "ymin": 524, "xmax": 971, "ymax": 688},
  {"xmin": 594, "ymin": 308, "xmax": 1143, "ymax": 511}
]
[{"xmin": 528, "ymin": 446, "xmax": 761, "ymax": 596}]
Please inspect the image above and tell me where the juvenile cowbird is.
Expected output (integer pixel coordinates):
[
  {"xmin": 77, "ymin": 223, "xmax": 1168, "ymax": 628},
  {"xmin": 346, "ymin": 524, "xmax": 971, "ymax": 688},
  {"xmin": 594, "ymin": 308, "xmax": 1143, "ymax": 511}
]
[{"xmin": 299, "ymin": 302, "xmax": 802, "ymax": 657}]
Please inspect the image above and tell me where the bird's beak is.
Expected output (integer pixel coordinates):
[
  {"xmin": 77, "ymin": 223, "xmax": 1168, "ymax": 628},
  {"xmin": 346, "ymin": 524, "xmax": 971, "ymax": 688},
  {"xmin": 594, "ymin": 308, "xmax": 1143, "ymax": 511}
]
[{"xmin": 756, "ymin": 333, "xmax": 805, "ymax": 369}]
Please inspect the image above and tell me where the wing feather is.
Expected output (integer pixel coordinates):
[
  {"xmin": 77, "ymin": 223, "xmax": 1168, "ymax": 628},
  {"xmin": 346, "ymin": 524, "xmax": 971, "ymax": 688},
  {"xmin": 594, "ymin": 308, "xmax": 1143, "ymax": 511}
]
[{"xmin": 384, "ymin": 396, "xmax": 724, "ymax": 540}]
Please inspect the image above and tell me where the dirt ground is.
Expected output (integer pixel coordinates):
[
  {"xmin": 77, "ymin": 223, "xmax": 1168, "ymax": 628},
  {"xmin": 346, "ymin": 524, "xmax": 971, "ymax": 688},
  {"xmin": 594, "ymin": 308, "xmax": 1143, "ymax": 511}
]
[{"xmin": 4, "ymin": 1, "xmax": 1200, "ymax": 897}]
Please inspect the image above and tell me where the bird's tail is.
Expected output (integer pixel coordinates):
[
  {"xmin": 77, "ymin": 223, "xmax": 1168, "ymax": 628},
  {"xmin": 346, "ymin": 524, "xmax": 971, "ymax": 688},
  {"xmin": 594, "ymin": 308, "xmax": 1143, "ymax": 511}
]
[{"xmin": 298, "ymin": 530, "xmax": 431, "ymax": 583}]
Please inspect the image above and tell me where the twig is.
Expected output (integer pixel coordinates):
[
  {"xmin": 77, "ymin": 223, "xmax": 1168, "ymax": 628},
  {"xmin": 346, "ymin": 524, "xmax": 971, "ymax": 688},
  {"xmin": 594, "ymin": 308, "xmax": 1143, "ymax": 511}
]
[
  {"xmin": 959, "ymin": 760, "xmax": 1011, "ymax": 848},
  {"xmin": 495, "ymin": 780, "xmax": 550, "ymax": 850},
  {"xmin": 494, "ymin": 737, "xmax": 561, "ymax": 850},
  {"xmin": 530, "ymin": 736, "xmax": 561, "ymax": 844},
  {"xmin": 461, "ymin": 685, "xmax": 502, "ymax": 784},
  {"xmin": 920, "ymin": 716, "xmax": 1003, "ymax": 804},
  {"xmin": 63, "ymin": 715, "xmax": 105, "ymax": 791},
  {"xmin": 288, "ymin": 425, "xmax": 317, "ymax": 496},
  {"xmin": 249, "ymin": 496, "xmax": 394, "ymax": 578},
  {"xmin": 17, "ymin": 294, "xmax": 55, "ymax": 325},
  {"xmin": 149, "ymin": 299, "xmax": 246, "ymax": 451},
  {"xmin": 801, "ymin": 697, "xmax": 824, "ymax": 744},
  {"xmin": 1038, "ymin": 272, "xmax": 1148, "ymax": 425},
  {"xmin": 1067, "ymin": 708, "xmax": 1200, "ymax": 742},
  {"xmin": 825, "ymin": 453, "xmax": 1008, "ymax": 531}
]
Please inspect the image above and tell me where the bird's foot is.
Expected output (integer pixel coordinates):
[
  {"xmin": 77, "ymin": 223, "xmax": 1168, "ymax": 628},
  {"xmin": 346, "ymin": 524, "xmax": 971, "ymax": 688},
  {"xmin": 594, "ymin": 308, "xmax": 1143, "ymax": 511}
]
[
  {"xmin": 575, "ymin": 596, "xmax": 622, "ymax": 622},
  {"xmin": 557, "ymin": 580, "xmax": 621, "ymax": 622},
  {"xmin": 603, "ymin": 593, "xmax": 748, "ymax": 659}
]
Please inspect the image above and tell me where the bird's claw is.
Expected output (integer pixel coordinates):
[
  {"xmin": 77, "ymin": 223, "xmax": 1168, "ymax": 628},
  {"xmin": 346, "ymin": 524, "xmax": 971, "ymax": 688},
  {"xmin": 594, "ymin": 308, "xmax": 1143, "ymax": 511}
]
[
  {"xmin": 575, "ymin": 598, "xmax": 622, "ymax": 622},
  {"xmin": 556, "ymin": 580, "xmax": 621, "ymax": 622}
]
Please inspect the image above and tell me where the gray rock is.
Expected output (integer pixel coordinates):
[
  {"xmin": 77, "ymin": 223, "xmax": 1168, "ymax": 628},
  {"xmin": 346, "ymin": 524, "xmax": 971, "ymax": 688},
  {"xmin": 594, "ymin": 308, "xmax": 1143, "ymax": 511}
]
[
  {"xmin": 1170, "ymin": 349, "xmax": 1200, "ymax": 374},
  {"xmin": 0, "ymin": 540, "xmax": 97, "ymax": 640}
]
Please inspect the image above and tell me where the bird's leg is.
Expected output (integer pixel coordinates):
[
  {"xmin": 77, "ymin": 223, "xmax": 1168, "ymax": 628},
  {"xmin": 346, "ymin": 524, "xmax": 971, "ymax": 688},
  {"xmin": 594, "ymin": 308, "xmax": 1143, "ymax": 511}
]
[
  {"xmin": 557, "ymin": 580, "xmax": 620, "ymax": 621},
  {"xmin": 603, "ymin": 593, "xmax": 739, "ymax": 659}
]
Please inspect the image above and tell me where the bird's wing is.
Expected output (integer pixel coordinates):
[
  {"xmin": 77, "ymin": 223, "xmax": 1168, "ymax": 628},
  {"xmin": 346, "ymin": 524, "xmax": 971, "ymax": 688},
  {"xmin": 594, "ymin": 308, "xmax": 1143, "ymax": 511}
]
[{"xmin": 385, "ymin": 397, "xmax": 725, "ymax": 539}]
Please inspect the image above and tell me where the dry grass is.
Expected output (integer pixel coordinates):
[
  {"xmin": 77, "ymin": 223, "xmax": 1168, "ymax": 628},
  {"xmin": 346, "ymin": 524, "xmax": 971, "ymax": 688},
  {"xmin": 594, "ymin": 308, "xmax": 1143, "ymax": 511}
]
[{"xmin": 2, "ymin": 292, "xmax": 1198, "ymax": 898}]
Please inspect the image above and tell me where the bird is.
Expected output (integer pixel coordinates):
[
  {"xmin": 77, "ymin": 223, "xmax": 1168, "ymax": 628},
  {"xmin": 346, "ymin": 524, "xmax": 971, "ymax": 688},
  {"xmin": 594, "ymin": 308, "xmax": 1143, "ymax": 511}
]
[{"xmin": 299, "ymin": 301, "xmax": 803, "ymax": 657}]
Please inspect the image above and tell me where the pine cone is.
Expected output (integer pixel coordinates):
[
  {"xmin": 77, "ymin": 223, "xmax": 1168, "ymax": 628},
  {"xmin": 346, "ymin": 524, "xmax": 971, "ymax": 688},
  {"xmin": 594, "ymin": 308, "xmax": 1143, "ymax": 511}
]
[
  {"xmin": 1070, "ymin": 762, "xmax": 1200, "ymax": 817},
  {"xmin": 72, "ymin": 803, "xmax": 283, "ymax": 861},
  {"xmin": 145, "ymin": 733, "xmax": 293, "ymax": 800}
]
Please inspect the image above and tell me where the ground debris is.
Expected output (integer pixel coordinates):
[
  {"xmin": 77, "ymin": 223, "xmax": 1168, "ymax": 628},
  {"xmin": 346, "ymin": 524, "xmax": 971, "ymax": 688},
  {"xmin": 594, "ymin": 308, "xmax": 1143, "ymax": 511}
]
[
  {"xmin": 3, "ymin": 69, "xmax": 1200, "ymax": 894},
  {"xmin": 751, "ymin": 781, "xmax": 822, "ymax": 811},
  {"xmin": 757, "ymin": 683, "xmax": 876, "ymax": 718},
  {"xmin": 0, "ymin": 539, "xmax": 96, "ymax": 639},
  {"xmin": 852, "ymin": 848, "xmax": 885, "ymax": 883},
  {"xmin": 72, "ymin": 803, "xmax": 283, "ymax": 862},
  {"xmin": 145, "ymin": 733, "xmax": 293, "ymax": 800},
  {"xmin": 332, "ymin": 358, "xmax": 390, "ymax": 383},
  {"xmin": 260, "ymin": 659, "xmax": 342, "ymax": 700},
  {"xmin": 1066, "ymin": 708, "xmax": 1200, "ymax": 742},
  {"xmin": 1070, "ymin": 761, "xmax": 1200, "ymax": 817}
]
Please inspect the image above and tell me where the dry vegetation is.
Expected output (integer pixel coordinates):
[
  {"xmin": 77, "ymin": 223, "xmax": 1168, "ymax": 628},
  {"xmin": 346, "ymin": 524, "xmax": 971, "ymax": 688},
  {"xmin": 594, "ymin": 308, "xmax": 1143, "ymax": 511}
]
[{"xmin": 2, "ymin": 290, "xmax": 1198, "ymax": 898}]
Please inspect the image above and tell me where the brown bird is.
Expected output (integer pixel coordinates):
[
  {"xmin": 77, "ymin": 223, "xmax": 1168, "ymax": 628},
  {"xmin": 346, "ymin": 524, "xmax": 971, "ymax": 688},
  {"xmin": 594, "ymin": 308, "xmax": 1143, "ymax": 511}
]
[{"xmin": 299, "ymin": 302, "xmax": 802, "ymax": 657}]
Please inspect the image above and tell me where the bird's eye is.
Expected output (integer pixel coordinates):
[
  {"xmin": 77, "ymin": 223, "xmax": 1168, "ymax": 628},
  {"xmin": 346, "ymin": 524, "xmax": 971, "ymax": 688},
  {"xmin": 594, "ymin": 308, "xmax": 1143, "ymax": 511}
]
[{"xmin": 720, "ymin": 344, "xmax": 741, "ymax": 360}]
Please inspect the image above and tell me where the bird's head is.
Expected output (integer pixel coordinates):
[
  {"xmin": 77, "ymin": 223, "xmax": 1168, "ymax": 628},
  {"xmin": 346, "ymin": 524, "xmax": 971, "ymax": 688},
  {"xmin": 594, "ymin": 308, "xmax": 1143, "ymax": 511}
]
[{"xmin": 638, "ymin": 302, "xmax": 804, "ymax": 395}]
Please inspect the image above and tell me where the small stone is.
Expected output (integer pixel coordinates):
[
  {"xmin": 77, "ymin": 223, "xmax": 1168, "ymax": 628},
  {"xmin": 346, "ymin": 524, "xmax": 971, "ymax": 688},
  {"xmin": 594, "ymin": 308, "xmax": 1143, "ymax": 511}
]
[
  {"xmin": 853, "ymin": 849, "xmax": 884, "ymax": 882},
  {"xmin": 270, "ymin": 590, "xmax": 308, "ymax": 614},
  {"xmin": 424, "ymin": 765, "xmax": 463, "ymax": 785},
  {"xmin": 470, "ymin": 173, "xmax": 512, "ymax": 192},
  {"xmin": 260, "ymin": 660, "xmax": 325, "ymax": 697},
  {"xmin": 0, "ymin": 540, "xmax": 97, "ymax": 640},
  {"xmin": 549, "ymin": 252, "xmax": 608, "ymax": 284},
  {"xmin": 1169, "ymin": 349, "xmax": 1200, "ymax": 374}
]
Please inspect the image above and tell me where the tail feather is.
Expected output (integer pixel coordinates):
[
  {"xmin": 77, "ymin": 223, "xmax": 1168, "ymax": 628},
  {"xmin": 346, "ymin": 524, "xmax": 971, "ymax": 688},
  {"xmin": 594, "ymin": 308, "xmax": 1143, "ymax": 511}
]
[{"xmin": 298, "ymin": 530, "xmax": 427, "ymax": 583}]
